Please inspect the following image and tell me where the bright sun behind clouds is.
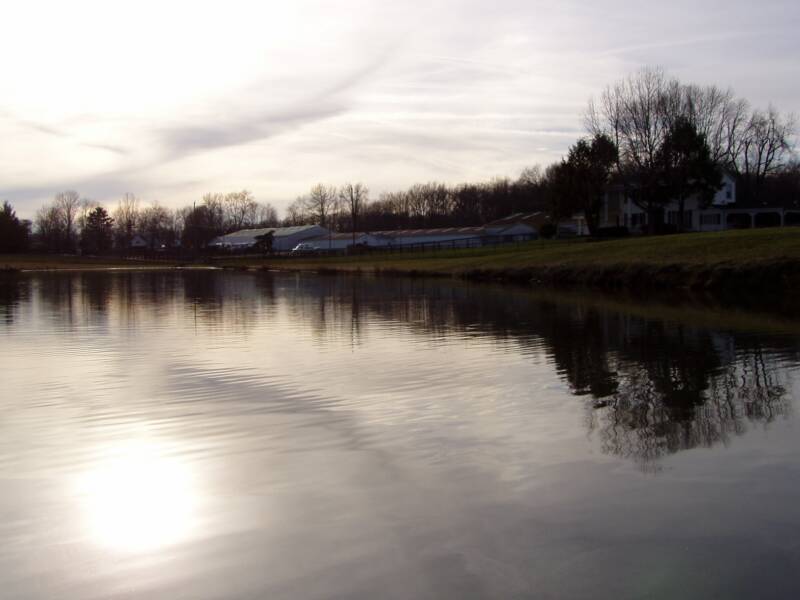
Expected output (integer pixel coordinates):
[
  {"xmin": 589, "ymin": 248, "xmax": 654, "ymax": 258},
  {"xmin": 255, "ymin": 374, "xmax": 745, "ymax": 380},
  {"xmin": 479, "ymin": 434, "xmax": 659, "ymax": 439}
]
[{"xmin": 1, "ymin": 0, "xmax": 798, "ymax": 215}]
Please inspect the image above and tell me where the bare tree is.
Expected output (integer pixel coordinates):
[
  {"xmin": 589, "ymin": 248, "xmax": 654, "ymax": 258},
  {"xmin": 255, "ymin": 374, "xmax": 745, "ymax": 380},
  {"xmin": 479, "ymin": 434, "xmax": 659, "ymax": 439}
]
[
  {"xmin": 34, "ymin": 203, "xmax": 65, "ymax": 252},
  {"xmin": 518, "ymin": 165, "xmax": 545, "ymax": 186},
  {"xmin": 741, "ymin": 107, "xmax": 796, "ymax": 196},
  {"xmin": 224, "ymin": 190, "xmax": 258, "ymax": 231},
  {"xmin": 140, "ymin": 202, "xmax": 174, "ymax": 249},
  {"xmin": 174, "ymin": 206, "xmax": 192, "ymax": 242},
  {"xmin": 284, "ymin": 197, "xmax": 312, "ymax": 226},
  {"xmin": 304, "ymin": 184, "xmax": 338, "ymax": 228},
  {"xmin": 54, "ymin": 190, "xmax": 81, "ymax": 251},
  {"xmin": 113, "ymin": 193, "xmax": 140, "ymax": 248},
  {"xmin": 338, "ymin": 182, "xmax": 368, "ymax": 245},
  {"xmin": 255, "ymin": 202, "xmax": 279, "ymax": 227},
  {"xmin": 588, "ymin": 67, "xmax": 798, "ymax": 212},
  {"xmin": 201, "ymin": 193, "xmax": 226, "ymax": 234}
]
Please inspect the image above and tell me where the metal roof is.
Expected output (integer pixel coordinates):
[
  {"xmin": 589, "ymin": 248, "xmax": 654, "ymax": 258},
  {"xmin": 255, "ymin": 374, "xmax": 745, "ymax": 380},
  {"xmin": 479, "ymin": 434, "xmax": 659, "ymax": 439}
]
[
  {"xmin": 305, "ymin": 232, "xmax": 378, "ymax": 241},
  {"xmin": 484, "ymin": 212, "xmax": 547, "ymax": 229},
  {"xmin": 211, "ymin": 225, "xmax": 324, "ymax": 245},
  {"xmin": 370, "ymin": 227, "xmax": 485, "ymax": 238}
]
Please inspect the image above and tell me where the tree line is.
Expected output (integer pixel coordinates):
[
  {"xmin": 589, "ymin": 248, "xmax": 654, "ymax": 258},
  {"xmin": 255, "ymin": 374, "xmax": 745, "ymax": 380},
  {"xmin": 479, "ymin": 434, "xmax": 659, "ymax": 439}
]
[
  {"xmin": 6, "ymin": 190, "xmax": 280, "ymax": 254},
  {"xmin": 580, "ymin": 66, "xmax": 796, "ymax": 232},
  {"xmin": 287, "ymin": 68, "xmax": 797, "ymax": 235},
  {"xmin": 0, "ymin": 67, "xmax": 796, "ymax": 254}
]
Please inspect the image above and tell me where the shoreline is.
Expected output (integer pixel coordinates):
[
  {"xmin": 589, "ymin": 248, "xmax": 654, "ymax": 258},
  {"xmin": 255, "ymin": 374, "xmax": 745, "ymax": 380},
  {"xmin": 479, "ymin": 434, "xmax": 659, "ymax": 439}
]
[{"xmin": 4, "ymin": 228, "xmax": 800, "ymax": 294}]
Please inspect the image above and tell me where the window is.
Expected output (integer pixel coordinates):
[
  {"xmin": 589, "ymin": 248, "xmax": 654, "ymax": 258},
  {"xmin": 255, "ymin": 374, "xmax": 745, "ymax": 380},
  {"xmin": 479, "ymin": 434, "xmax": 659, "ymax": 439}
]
[
  {"xmin": 700, "ymin": 213, "xmax": 721, "ymax": 226},
  {"xmin": 631, "ymin": 213, "xmax": 646, "ymax": 227},
  {"xmin": 668, "ymin": 211, "xmax": 693, "ymax": 227}
]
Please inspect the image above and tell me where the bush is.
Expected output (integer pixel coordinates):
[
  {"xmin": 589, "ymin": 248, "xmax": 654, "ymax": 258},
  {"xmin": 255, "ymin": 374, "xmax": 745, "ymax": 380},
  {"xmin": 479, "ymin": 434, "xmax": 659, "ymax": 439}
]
[
  {"xmin": 593, "ymin": 226, "xmax": 630, "ymax": 238},
  {"xmin": 539, "ymin": 223, "xmax": 557, "ymax": 239},
  {"xmin": 653, "ymin": 223, "xmax": 678, "ymax": 235}
]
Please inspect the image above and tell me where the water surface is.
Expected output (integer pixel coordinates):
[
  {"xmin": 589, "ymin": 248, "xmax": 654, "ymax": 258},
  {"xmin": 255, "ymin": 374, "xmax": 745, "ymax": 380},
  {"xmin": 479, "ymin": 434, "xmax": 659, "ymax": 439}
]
[{"xmin": 1, "ymin": 271, "xmax": 799, "ymax": 599}]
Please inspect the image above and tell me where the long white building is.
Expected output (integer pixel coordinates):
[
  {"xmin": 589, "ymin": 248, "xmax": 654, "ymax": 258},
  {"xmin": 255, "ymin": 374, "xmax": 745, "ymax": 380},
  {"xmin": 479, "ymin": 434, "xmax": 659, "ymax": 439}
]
[
  {"xmin": 211, "ymin": 214, "xmax": 542, "ymax": 253},
  {"xmin": 209, "ymin": 225, "xmax": 327, "ymax": 252}
]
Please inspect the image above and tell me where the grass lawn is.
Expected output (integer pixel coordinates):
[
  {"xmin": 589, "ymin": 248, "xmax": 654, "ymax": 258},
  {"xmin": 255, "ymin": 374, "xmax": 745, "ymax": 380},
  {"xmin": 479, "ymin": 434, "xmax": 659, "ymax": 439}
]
[
  {"xmin": 0, "ymin": 254, "xmax": 182, "ymax": 271},
  {"xmin": 4, "ymin": 228, "xmax": 800, "ymax": 277},
  {"xmin": 216, "ymin": 227, "xmax": 800, "ymax": 275}
]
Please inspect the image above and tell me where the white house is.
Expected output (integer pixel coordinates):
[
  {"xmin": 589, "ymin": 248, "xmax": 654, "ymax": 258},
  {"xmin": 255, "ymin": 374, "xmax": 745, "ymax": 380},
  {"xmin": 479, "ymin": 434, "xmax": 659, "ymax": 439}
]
[{"xmin": 595, "ymin": 172, "xmax": 793, "ymax": 232}]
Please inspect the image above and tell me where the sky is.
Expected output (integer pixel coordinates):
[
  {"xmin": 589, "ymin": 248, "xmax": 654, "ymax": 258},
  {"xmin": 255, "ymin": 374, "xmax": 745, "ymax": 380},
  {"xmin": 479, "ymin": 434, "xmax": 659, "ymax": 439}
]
[{"xmin": 1, "ymin": 0, "xmax": 798, "ymax": 218}]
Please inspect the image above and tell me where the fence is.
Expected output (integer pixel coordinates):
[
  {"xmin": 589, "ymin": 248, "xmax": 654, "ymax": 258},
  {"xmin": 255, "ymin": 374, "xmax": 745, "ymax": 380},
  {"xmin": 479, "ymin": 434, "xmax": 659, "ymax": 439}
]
[{"xmin": 104, "ymin": 234, "xmax": 539, "ymax": 263}]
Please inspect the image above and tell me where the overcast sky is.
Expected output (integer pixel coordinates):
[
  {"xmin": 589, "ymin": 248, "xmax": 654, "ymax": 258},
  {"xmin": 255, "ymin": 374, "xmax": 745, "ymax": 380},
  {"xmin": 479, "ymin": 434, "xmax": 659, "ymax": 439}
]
[{"xmin": 1, "ymin": 0, "xmax": 798, "ymax": 217}]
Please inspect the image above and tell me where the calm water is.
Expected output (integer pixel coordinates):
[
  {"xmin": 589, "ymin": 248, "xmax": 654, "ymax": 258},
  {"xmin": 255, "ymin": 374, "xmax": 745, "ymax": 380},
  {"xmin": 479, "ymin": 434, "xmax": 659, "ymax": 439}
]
[{"xmin": 1, "ymin": 271, "xmax": 800, "ymax": 599}]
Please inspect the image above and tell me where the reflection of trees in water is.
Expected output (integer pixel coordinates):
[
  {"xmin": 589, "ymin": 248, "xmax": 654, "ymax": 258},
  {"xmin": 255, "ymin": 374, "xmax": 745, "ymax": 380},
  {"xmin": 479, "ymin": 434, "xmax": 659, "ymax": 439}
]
[
  {"xmin": 278, "ymin": 275, "xmax": 507, "ymax": 346},
  {"xmin": 287, "ymin": 276, "xmax": 798, "ymax": 468},
  {"xmin": 583, "ymin": 328, "xmax": 792, "ymax": 470},
  {"xmin": 7, "ymin": 271, "xmax": 798, "ymax": 467},
  {"xmin": 181, "ymin": 271, "xmax": 277, "ymax": 332},
  {"xmin": 0, "ymin": 275, "xmax": 30, "ymax": 326},
  {"xmin": 10, "ymin": 271, "xmax": 278, "ymax": 333}
]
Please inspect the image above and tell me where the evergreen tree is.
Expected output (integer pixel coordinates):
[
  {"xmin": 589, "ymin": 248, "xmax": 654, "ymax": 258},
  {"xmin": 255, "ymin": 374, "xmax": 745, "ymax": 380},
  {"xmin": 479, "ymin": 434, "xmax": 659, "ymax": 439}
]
[
  {"xmin": 656, "ymin": 117, "xmax": 722, "ymax": 231},
  {"xmin": 0, "ymin": 201, "xmax": 31, "ymax": 253},
  {"xmin": 80, "ymin": 206, "xmax": 115, "ymax": 254}
]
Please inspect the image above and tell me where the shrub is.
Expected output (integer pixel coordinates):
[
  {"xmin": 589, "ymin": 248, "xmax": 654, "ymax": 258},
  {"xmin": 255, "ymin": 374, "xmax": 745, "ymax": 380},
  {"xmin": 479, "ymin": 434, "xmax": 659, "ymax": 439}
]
[
  {"xmin": 539, "ymin": 223, "xmax": 557, "ymax": 239},
  {"xmin": 593, "ymin": 226, "xmax": 630, "ymax": 238}
]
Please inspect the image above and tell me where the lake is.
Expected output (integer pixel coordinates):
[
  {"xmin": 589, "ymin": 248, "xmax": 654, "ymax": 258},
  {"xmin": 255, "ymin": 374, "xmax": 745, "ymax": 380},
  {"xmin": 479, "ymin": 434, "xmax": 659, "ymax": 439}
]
[{"xmin": 1, "ymin": 270, "xmax": 799, "ymax": 599}]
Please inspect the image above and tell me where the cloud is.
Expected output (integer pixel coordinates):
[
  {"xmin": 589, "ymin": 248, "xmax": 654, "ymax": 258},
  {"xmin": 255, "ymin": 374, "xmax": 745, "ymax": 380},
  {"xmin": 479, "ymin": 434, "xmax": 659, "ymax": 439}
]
[
  {"xmin": 81, "ymin": 142, "xmax": 128, "ymax": 155},
  {"xmin": 156, "ymin": 46, "xmax": 398, "ymax": 160},
  {"xmin": 158, "ymin": 102, "xmax": 347, "ymax": 158},
  {"xmin": 1, "ymin": 0, "xmax": 799, "ymax": 218}
]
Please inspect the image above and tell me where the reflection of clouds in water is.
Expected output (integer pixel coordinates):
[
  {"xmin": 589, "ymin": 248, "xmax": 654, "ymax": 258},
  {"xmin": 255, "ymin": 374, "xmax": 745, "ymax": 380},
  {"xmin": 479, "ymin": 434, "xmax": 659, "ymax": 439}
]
[
  {"xmin": 74, "ymin": 440, "xmax": 197, "ymax": 553},
  {"xmin": 2, "ymin": 271, "xmax": 800, "ymax": 599},
  {"xmin": 4, "ymin": 271, "xmax": 799, "ymax": 473}
]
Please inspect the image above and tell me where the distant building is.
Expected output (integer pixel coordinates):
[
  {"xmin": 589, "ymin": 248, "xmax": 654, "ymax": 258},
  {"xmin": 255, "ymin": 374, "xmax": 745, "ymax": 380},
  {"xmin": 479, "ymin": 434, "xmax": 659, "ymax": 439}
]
[
  {"xmin": 209, "ymin": 225, "xmax": 327, "ymax": 252},
  {"xmin": 212, "ymin": 215, "xmax": 542, "ymax": 253},
  {"xmin": 484, "ymin": 213, "xmax": 547, "ymax": 240},
  {"xmin": 129, "ymin": 234, "xmax": 148, "ymax": 249},
  {"xmin": 304, "ymin": 232, "xmax": 389, "ymax": 251},
  {"xmin": 598, "ymin": 172, "xmax": 800, "ymax": 232},
  {"xmin": 370, "ymin": 227, "xmax": 487, "ymax": 248}
]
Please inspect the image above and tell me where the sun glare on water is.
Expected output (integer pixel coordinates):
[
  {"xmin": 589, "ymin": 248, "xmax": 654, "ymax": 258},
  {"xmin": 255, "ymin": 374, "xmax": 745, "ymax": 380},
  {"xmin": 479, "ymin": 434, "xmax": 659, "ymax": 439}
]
[{"xmin": 75, "ymin": 441, "xmax": 198, "ymax": 553}]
